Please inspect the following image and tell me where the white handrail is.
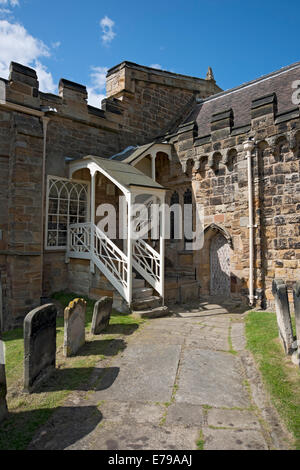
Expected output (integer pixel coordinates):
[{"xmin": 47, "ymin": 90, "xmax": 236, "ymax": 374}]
[
  {"xmin": 132, "ymin": 238, "xmax": 162, "ymax": 295},
  {"xmin": 68, "ymin": 222, "xmax": 129, "ymax": 302},
  {"xmin": 68, "ymin": 221, "xmax": 164, "ymax": 302}
]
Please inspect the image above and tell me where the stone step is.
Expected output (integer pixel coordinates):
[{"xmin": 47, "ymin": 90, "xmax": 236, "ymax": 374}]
[
  {"xmin": 131, "ymin": 296, "xmax": 162, "ymax": 311},
  {"xmin": 132, "ymin": 287, "xmax": 153, "ymax": 300},
  {"xmin": 132, "ymin": 278, "xmax": 145, "ymax": 288},
  {"xmin": 132, "ymin": 306, "xmax": 169, "ymax": 319}
]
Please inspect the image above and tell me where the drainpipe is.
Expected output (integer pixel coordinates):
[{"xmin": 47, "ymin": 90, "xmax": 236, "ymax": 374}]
[
  {"xmin": 244, "ymin": 139, "xmax": 255, "ymax": 306},
  {"xmin": 40, "ymin": 116, "xmax": 50, "ymax": 300}
]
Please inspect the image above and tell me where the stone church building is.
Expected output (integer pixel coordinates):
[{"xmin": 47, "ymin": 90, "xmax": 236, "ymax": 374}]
[{"xmin": 0, "ymin": 59, "xmax": 300, "ymax": 330}]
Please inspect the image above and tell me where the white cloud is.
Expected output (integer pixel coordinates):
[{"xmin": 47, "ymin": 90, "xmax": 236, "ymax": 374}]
[
  {"xmin": 51, "ymin": 41, "xmax": 61, "ymax": 49},
  {"xmin": 150, "ymin": 64, "xmax": 162, "ymax": 70},
  {"xmin": 0, "ymin": 0, "xmax": 19, "ymax": 6},
  {"xmin": 100, "ymin": 16, "xmax": 116, "ymax": 44},
  {"xmin": 0, "ymin": 19, "xmax": 56, "ymax": 93},
  {"xmin": 87, "ymin": 88, "xmax": 106, "ymax": 108},
  {"xmin": 87, "ymin": 66, "xmax": 108, "ymax": 107},
  {"xmin": 34, "ymin": 61, "xmax": 56, "ymax": 94}
]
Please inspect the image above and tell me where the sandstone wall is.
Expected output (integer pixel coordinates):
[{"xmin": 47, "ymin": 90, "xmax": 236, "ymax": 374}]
[
  {"xmin": 170, "ymin": 95, "xmax": 300, "ymax": 308},
  {"xmin": 105, "ymin": 61, "xmax": 221, "ymax": 144},
  {"xmin": 1, "ymin": 61, "xmax": 220, "ymax": 328}
]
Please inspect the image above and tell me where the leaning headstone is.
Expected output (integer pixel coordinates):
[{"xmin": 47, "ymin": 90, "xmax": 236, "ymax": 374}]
[
  {"xmin": 91, "ymin": 297, "xmax": 113, "ymax": 335},
  {"xmin": 272, "ymin": 279, "xmax": 294, "ymax": 355},
  {"xmin": 0, "ymin": 337, "xmax": 8, "ymax": 422},
  {"xmin": 293, "ymin": 282, "xmax": 300, "ymax": 367},
  {"xmin": 24, "ymin": 304, "xmax": 57, "ymax": 393},
  {"xmin": 64, "ymin": 298, "xmax": 86, "ymax": 357}
]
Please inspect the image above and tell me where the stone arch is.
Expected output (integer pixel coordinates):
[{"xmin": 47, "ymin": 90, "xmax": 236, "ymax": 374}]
[
  {"xmin": 225, "ymin": 148, "xmax": 237, "ymax": 172},
  {"xmin": 210, "ymin": 151, "xmax": 223, "ymax": 175},
  {"xmin": 204, "ymin": 224, "xmax": 233, "ymax": 248},
  {"xmin": 295, "ymin": 130, "xmax": 300, "ymax": 157},
  {"xmin": 169, "ymin": 190, "xmax": 180, "ymax": 240},
  {"xmin": 181, "ymin": 157, "xmax": 194, "ymax": 175},
  {"xmin": 275, "ymin": 135, "xmax": 289, "ymax": 162}
]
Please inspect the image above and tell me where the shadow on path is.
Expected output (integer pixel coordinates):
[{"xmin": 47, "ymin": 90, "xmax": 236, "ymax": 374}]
[
  {"xmin": 77, "ymin": 338, "xmax": 127, "ymax": 357},
  {"xmin": 28, "ymin": 405, "xmax": 102, "ymax": 450},
  {"xmin": 102, "ymin": 323, "xmax": 139, "ymax": 336},
  {"xmin": 35, "ymin": 367, "xmax": 120, "ymax": 393},
  {"xmin": 0, "ymin": 406, "xmax": 102, "ymax": 450}
]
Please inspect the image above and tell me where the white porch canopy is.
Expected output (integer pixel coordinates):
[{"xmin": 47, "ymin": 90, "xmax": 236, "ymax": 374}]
[{"xmin": 67, "ymin": 155, "xmax": 167, "ymax": 306}]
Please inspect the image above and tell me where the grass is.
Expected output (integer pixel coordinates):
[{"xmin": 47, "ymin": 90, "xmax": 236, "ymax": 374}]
[
  {"xmin": 196, "ymin": 430, "xmax": 205, "ymax": 450},
  {"xmin": 245, "ymin": 311, "xmax": 300, "ymax": 450},
  {"xmin": 0, "ymin": 292, "xmax": 143, "ymax": 450}
]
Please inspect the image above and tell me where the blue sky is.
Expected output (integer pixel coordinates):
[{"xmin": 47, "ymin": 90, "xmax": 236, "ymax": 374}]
[{"xmin": 0, "ymin": 0, "xmax": 299, "ymax": 106}]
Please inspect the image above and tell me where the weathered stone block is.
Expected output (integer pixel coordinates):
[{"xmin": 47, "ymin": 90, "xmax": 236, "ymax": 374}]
[
  {"xmin": 293, "ymin": 281, "xmax": 300, "ymax": 367},
  {"xmin": 63, "ymin": 298, "xmax": 86, "ymax": 357},
  {"xmin": 24, "ymin": 303, "xmax": 57, "ymax": 393},
  {"xmin": 91, "ymin": 296, "xmax": 113, "ymax": 335},
  {"xmin": 272, "ymin": 279, "xmax": 294, "ymax": 355},
  {"xmin": 0, "ymin": 338, "xmax": 8, "ymax": 422}
]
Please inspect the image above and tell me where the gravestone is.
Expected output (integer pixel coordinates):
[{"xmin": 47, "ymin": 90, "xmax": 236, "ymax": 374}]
[
  {"xmin": 293, "ymin": 282, "xmax": 300, "ymax": 367},
  {"xmin": 272, "ymin": 279, "xmax": 294, "ymax": 355},
  {"xmin": 91, "ymin": 297, "xmax": 113, "ymax": 335},
  {"xmin": 0, "ymin": 337, "xmax": 8, "ymax": 422},
  {"xmin": 24, "ymin": 304, "xmax": 57, "ymax": 393},
  {"xmin": 64, "ymin": 298, "xmax": 86, "ymax": 357}
]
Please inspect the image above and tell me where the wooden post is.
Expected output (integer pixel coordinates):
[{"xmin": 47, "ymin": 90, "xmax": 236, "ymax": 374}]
[
  {"xmin": 160, "ymin": 194, "xmax": 166, "ymax": 305},
  {"xmin": 90, "ymin": 170, "xmax": 96, "ymax": 274},
  {"xmin": 127, "ymin": 192, "xmax": 133, "ymax": 306}
]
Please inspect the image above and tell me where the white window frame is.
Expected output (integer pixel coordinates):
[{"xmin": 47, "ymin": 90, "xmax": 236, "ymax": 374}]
[{"xmin": 45, "ymin": 175, "xmax": 90, "ymax": 251}]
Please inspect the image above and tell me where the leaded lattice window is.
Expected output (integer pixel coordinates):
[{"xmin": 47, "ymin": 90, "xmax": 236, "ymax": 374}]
[{"xmin": 46, "ymin": 176, "xmax": 89, "ymax": 249}]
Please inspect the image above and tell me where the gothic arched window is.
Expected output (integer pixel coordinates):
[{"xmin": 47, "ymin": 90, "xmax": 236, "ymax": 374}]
[
  {"xmin": 46, "ymin": 176, "xmax": 89, "ymax": 249},
  {"xmin": 184, "ymin": 188, "xmax": 193, "ymax": 250},
  {"xmin": 170, "ymin": 191, "xmax": 179, "ymax": 240}
]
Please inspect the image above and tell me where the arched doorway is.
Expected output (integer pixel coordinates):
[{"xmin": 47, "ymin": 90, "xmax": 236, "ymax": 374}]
[{"xmin": 210, "ymin": 233, "xmax": 231, "ymax": 296}]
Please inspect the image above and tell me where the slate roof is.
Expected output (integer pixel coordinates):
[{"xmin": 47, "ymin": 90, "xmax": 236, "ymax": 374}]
[
  {"xmin": 82, "ymin": 156, "xmax": 166, "ymax": 191},
  {"xmin": 110, "ymin": 142, "xmax": 154, "ymax": 163},
  {"xmin": 184, "ymin": 61, "xmax": 300, "ymax": 138}
]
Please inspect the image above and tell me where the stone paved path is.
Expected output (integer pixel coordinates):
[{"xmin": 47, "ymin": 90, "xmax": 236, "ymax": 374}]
[{"xmin": 28, "ymin": 301, "xmax": 292, "ymax": 450}]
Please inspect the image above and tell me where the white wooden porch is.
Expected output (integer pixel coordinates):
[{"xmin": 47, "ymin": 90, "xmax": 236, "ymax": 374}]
[{"xmin": 66, "ymin": 156, "xmax": 167, "ymax": 308}]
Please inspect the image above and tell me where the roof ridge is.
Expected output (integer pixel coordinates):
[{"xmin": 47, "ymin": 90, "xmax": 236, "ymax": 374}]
[{"xmin": 197, "ymin": 61, "xmax": 300, "ymax": 104}]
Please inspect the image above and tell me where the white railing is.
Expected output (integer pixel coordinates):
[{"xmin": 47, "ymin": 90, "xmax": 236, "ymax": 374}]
[
  {"xmin": 132, "ymin": 238, "xmax": 162, "ymax": 295},
  {"xmin": 69, "ymin": 222, "xmax": 91, "ymax": 255},
  {"xmin": 93, "ymin": 225, "xmax": 129, "ymax": 300},
  {"xmin": 68, "ymin": 220, "xmax": 163, "ymax": 303},
  {"xmin": 68, "ymin": 223, "xmax": 129, "ymax": 302}
]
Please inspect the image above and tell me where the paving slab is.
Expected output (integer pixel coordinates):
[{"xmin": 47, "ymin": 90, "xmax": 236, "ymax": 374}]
[
  {"xmin": 231, "ymin": 322, "xmax": 246, "ymax": 351},
  {"xmin": 185, "ymin": 335, "xmax": 229, "ymax": 351},
  {"xmin": 86, "ymin": 423, "xmax": 199, "ymax": 451},
  {"xmin": 99, "ymin": 400, "xmax": 165, "ymax": 425},
  {"xmin": 207, "ymin": 409, "xmax": 260, "ymax": 430},
  {"xmin": 165, "ymin": 403, "xmax": 204, "ymax": 427},
  {"xmin": 93, "ymin": 344, "xmax": 181, "ymax": 403},
  {"xmin": 176, "ymin": 349, "xmax": 250, "ymax": 408},
  {"xmin": 203, "ymin": 427, "xmax": 268, "ymax": 450},
  {"xmin": 132, "ymin": 330, "xmax": 186, "ymax": 345}
]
